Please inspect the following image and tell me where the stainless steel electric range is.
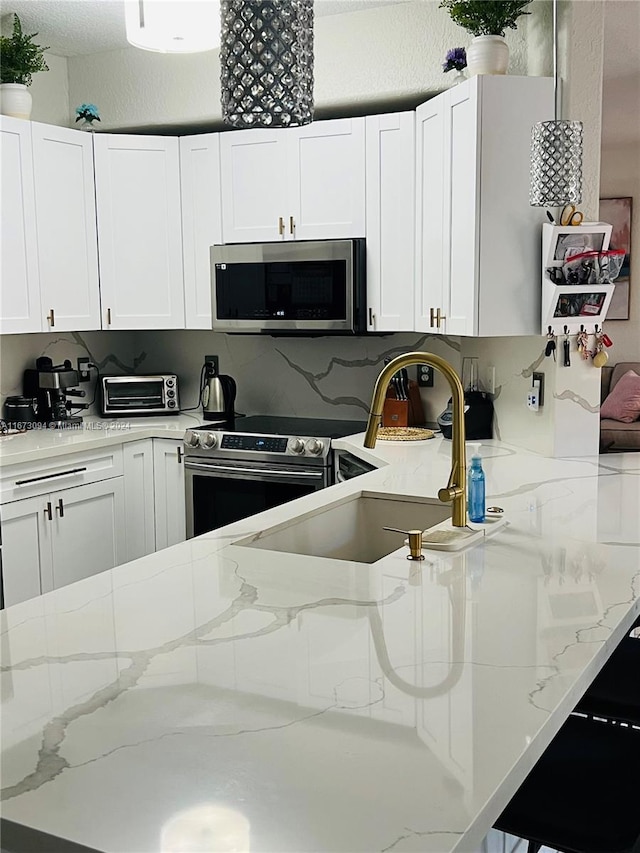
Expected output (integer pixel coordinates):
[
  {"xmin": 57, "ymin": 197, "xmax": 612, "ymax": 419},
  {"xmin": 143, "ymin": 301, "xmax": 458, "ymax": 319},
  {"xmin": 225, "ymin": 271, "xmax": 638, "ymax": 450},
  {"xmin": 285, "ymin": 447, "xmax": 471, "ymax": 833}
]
[{"xmin": 184, "ymin": 416, "xmax": 367, "ymax": 539}]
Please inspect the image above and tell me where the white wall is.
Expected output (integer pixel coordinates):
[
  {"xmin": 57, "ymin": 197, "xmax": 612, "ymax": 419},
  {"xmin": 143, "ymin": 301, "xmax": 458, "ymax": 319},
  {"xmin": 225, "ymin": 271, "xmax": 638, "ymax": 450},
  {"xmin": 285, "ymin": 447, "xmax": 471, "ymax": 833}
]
[
  {"xmin": 66, "ymin": 1, "xmax": 550, "ymax": 131},
  {"xmin": 599, "ymin": 1, "xmax": 640, "ymax": 363},
  {"xmin": 29, "ymin": 51, "xmax": 70, "ymax": 126}
]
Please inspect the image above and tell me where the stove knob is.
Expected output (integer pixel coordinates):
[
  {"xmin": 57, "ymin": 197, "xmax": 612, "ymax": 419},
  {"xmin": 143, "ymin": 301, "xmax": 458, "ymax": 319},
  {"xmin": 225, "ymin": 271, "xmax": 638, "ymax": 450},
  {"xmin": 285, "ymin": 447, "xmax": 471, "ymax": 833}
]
[
  {"xmin": 290, "ymin": 438, "xmax": 305, "ymax": 454},
  {"xmin": 184, "ymin": 430, "xmax": 200, "ymax": 448},
  {"xmin": 305, "ymin": 439, "xmax": 325, "ymax": 456},
  {"xmin": 201, "ymin": 432, "xmax": 218, "ymax": 449}
]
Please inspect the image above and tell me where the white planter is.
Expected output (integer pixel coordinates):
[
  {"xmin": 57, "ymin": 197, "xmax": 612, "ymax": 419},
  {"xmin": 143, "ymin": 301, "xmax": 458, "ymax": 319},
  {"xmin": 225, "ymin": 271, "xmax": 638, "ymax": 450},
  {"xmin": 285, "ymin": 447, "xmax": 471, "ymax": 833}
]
[
  {"xmin": 0, "ymin": 83, "xmax": 32, "ymax": 120},
  {"xmin": 466, "ymin": 35, "xmax": 509, "ymax": 76}
]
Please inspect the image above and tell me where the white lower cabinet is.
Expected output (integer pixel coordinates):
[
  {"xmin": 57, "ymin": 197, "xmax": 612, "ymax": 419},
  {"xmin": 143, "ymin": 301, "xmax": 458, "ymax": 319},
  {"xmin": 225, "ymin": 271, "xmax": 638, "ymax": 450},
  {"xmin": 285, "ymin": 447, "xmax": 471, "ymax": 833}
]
[
  {"xmin": 153, "ymin": 439, "xmax": 186, "ymax": 550},
  {"xmin": 123, "ymin": 440, "xmax": 156, "ymax": 562},
  {"xmin": 1, "ymin": 478, "xmax": 126, "ymax": 607},
  {"xmin": 1, "ymin": 495, "xmax": 51, "ymax": 607}
]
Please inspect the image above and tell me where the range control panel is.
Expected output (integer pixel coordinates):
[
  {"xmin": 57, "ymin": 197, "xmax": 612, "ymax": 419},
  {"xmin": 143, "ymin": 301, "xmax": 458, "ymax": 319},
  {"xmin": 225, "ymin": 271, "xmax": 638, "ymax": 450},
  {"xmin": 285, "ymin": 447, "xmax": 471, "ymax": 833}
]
[{"xmin": 221, "ymin": 435, "xmax": 288, "ymax": 453}]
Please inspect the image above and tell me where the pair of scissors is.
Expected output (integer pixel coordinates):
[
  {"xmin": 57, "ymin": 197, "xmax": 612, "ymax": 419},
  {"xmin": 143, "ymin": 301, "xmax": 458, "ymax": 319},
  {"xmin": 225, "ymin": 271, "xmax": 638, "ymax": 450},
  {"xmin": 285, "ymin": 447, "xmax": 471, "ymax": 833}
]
[{"xmin": 560, "ymin": 204, "xmax": 584, "ymax": 226}]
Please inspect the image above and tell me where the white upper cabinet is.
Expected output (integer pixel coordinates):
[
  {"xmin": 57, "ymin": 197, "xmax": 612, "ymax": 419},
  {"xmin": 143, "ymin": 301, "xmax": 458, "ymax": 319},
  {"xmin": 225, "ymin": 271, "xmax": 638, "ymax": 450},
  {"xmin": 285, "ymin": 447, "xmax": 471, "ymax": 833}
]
[
  {"xmin": 93, "ymin": 134, "xmax": 185, "ymax": 330},
  {"xmin": 220, "ymin": 128, "xmax": 288, "ymax": 243},
  {"xmin": 32, "ymin": 123, "xmax": 101, "ymax": 332},
  {"xmin": 288, "ymin": 118, "xmax": 366, "ymax": 241},
  {"xmin": 0, "ymin": 116, "xmax": 41, "ymax": 333},
  {"xmin": 180, "ymin": 133, "xmax": 223, "ymax": 328},
  {"xmin": 220, "ymin": 118, "xmax": 365, "ymax": 243},
  {"xmin": 365, "ymin": 112, "xmax": 415, "ymax": 332},
  {"xmin": 416, "ymin": 75, "xmax": 554, "ymax": 337},
  {"xmin": 415, "ymin": 98, "xmax": 446, "ymax": 334}
]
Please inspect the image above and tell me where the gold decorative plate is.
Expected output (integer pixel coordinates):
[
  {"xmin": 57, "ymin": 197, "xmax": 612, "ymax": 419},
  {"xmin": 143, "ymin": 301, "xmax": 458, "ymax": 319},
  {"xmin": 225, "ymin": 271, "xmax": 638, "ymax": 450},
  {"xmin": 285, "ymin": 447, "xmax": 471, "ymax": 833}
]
[{"xmin": 377, "ymin": 427, "xmax": 434, "ymax": 441}]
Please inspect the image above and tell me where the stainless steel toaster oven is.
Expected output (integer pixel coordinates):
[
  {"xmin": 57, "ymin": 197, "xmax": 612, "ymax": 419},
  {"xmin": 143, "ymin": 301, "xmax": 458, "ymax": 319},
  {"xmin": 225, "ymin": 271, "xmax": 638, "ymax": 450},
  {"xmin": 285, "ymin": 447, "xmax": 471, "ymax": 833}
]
[{"xmin": 100, "ymin": 375, "xmax": 179, "ymax": 416}]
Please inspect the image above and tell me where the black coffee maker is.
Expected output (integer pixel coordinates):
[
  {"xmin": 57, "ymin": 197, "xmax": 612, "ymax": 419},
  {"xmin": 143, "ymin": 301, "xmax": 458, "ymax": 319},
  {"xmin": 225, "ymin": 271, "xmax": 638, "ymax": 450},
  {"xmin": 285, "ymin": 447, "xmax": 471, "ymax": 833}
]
[
  {"xmin": 437, "ymin": 358, "xmax": 494, "ymax": 440},
  {"xmin": 24, "ymin": 357, "xmax": 88, "ymax": 427}
]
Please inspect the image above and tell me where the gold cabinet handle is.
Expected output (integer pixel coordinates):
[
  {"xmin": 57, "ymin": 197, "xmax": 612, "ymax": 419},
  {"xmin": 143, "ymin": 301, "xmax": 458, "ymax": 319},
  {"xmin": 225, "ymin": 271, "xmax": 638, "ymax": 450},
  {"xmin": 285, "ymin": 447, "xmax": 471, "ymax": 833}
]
[
  {"xmin": 289, "ymin": 215, "xmax": 295, "ymax": 235},
  {"xmin": 436, "ymin": 308, "xmax": 446, "ymax": 328},
  {"xmin": 430, "ymin": 307, "xmax": 436, "ymax": 328},
  {"xmin": 44, "ymin": 501, "xmax": 53, "ymax": 521},
  {"xmin": 56, "ymin": 498, "xmax": 65, "ymax": 518},
  {"xmin": 278, "ymin": 216, "xmax": 285, "ymax": 236},
  {"xmin": 46, "ymin": 309, "xmax": 55, "ymax": 327}
]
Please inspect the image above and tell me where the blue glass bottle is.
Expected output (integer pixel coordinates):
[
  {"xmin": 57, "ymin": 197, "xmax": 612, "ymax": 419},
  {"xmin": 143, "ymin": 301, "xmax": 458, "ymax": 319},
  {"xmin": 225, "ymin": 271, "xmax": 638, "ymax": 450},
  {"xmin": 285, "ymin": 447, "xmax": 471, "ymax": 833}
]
[{"xmin": 467, "ymin": 448, "xmax": 485, "ymax": 523}]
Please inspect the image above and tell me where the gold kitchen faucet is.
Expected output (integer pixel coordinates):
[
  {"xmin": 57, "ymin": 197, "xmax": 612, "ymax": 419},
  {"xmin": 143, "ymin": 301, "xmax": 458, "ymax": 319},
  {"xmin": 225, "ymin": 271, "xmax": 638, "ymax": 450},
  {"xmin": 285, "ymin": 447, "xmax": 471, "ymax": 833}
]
[{"xmin": 364, "ymin": 352, "xmax": 467, "ymax": 527}]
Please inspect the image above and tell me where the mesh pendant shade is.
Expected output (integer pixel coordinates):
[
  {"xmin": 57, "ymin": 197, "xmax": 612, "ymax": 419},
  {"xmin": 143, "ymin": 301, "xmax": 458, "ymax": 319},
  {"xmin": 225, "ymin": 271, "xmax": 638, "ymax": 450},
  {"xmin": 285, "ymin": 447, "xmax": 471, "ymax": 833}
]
[
  {"xmin": 530, "ymin": 119, "xmax": 583, "ymax": 207},
  {"xmin": 220, "ymin": 0, "xmax": 314, "ymax": 128}
]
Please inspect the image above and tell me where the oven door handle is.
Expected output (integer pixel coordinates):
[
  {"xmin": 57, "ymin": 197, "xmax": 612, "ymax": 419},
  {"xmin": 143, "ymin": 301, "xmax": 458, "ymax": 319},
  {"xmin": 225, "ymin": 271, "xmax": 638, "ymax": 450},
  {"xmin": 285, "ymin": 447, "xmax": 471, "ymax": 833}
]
[{"xmin": 184, "ymin": 461, "xmax": 325, "ymax": 479}]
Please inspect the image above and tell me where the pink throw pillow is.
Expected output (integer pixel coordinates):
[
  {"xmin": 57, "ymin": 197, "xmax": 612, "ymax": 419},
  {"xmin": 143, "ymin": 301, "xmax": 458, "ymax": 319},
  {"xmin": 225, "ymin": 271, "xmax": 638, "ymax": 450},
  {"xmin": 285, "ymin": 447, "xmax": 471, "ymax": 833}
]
[{"xmin": 600, "ymin": 370, "xmax": 640, "ymax": 423}]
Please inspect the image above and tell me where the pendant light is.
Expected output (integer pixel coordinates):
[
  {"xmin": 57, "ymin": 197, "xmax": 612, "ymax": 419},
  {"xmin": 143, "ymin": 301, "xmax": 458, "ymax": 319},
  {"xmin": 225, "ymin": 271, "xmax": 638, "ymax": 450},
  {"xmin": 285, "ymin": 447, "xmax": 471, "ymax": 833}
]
[
  {"xmin": 530, "ymin": 0, "xmax": 583, "ymax": 206},
  {"xmin": 220, "ymin": 0, "xmax": 314, "ymax": 128},
  {"xmin": 125, "ymin": 1, "xmax": 220, "ymax": 54}
]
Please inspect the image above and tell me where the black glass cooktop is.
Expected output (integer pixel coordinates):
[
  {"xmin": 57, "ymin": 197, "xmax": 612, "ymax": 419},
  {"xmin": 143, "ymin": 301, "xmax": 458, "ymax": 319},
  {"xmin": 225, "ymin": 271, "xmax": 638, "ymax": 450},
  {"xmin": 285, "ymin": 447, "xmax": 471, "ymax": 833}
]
[{"xmin": 198, "ymin": 415, "xmax": 367, "ymax": 439}]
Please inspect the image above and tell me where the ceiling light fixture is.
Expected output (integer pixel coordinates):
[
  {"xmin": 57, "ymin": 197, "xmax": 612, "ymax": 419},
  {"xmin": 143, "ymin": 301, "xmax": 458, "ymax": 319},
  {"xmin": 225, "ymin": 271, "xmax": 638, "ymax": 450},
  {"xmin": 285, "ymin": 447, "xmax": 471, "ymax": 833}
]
[
  {"xmin": 125, "ymin": 0, "xmax": 220, "ymax": 54},
  {"xmin": 529, "ymin": 0, "xmax": 583, "ymax": 207},
  {"xmin": 220, "ymin": 0, "xmax": 314, "ymax": 128}
]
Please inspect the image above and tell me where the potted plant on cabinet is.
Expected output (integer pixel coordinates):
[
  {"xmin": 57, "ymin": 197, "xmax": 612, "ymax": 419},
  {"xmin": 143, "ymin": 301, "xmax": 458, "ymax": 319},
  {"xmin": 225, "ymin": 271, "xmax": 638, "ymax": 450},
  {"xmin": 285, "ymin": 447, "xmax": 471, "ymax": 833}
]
[
  {"xmin": 0, "ymin": 14, "xmax": 49, "ymax": 120},
  {"xmin": 439, "ymin": 0, "xmax": 531, "ymax": 77}
]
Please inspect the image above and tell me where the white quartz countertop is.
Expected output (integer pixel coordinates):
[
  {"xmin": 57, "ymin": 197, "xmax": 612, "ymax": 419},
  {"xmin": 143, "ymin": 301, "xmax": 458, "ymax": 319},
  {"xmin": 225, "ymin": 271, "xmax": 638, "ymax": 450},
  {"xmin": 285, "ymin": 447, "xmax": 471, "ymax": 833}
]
[
  {"xmin": 1, "ymin": 431, "xmax": 639, "ymax": 853},
  {"xmin": 0, "ymin": 414, "xmax": 204, "ymax": 468}
]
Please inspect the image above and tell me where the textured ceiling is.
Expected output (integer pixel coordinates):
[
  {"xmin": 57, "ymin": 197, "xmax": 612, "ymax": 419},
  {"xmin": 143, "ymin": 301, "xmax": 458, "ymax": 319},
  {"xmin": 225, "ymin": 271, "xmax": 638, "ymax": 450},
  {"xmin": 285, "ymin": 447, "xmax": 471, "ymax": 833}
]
[{"xmin": 1, "ymin": 0, "xmax": 406, "ymax": 57}]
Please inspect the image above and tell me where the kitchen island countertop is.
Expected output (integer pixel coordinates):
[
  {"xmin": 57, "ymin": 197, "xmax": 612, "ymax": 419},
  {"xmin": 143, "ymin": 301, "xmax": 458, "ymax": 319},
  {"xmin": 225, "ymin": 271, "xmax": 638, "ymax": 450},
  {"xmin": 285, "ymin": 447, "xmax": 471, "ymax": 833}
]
[{"xmin": 1, "ymin": 433, "xmax": 639, "ymax": 853}]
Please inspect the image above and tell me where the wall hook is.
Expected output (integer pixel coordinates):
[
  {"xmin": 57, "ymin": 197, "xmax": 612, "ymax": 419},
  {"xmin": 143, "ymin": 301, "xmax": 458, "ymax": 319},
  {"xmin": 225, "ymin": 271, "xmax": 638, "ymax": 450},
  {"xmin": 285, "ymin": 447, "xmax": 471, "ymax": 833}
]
[
  {"xmin": 547, "ymin": 325, "xmax": 553, "ymax": 336},
  {"xmin": 595, "ymin": 324, "xmax": 599, "ymax": 333},
  {"xmin": 580, "ymin": 324, "xmax": 585, "ymax": 332},
  {"xmin": 564, "ymin": 325, "xmax": 568, "ymax": 335}
]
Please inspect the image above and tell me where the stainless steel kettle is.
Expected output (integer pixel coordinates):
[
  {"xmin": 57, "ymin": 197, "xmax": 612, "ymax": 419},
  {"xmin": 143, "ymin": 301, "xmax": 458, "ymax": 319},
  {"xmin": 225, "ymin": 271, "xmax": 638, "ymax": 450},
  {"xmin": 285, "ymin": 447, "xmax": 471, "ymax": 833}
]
[{"xmin": 202, "ymin": 369, "xmax": 236, "ymax": 421}]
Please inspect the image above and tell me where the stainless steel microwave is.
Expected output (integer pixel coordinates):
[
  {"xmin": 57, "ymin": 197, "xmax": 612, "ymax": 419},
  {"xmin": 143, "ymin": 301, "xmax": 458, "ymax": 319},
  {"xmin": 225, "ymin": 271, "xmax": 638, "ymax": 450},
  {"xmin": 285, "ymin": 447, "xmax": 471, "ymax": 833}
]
[
  {"xmin": 100, "ymin": 375, "xmax": 179, "ymax": 416},
  {"xmin": 210, "ymin": 239, "xmax": 367, "ymax": 334}
]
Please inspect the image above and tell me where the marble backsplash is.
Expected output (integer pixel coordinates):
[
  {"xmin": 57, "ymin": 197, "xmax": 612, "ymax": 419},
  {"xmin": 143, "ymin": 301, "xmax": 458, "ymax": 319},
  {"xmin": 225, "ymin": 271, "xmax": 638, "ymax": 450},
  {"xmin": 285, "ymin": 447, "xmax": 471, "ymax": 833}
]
[
  {"xmin": 0, "ymin": 329, "xmax": 602, "ymax": 456},
  {"xmin": 0, "ymin": 331, "xmax": 139, "ymax": 417}
]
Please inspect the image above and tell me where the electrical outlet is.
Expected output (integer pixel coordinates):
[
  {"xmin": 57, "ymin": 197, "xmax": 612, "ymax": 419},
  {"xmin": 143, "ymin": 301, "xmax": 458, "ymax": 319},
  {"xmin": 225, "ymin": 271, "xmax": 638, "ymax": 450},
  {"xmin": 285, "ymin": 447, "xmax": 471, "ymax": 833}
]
[
  {"xmin": 205, "ymin": 354, "xmax": 219, "ymax": 374},
  {"xmin": 77, "ymin": 357, "xmax": 91, "ymax": 382},
  {"xmin": 417, "ymin": 364, "xmax": 434, "ymax": 387},
  {"xmin": 532, "ymin": 371, "xmax": 545, "ymax": 406}
]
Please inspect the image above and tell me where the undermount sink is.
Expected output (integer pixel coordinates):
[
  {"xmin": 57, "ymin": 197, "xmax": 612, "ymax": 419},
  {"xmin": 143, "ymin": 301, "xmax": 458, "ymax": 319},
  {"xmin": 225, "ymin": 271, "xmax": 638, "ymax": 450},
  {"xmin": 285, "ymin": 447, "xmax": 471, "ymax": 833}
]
[{"xmin": 239, "ymin": 491, "xmax": 451, "ymax": 564}]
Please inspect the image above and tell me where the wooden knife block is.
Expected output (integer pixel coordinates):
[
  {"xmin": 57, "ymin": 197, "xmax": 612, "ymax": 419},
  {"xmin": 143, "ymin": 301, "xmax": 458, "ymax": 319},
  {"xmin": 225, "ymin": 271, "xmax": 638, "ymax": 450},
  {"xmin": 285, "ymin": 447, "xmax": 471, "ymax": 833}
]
[{"xmin": 382, "ymin": 380, "xmax": 425, "ymax": 427}]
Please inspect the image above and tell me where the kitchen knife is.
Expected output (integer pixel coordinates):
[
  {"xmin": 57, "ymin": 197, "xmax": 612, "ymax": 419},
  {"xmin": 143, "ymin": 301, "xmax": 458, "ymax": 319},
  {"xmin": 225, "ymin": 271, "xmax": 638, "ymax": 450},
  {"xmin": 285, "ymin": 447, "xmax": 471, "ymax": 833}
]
[{"xmin": 400, "ymin": 368, "xmax": 409, "ymax": 401}]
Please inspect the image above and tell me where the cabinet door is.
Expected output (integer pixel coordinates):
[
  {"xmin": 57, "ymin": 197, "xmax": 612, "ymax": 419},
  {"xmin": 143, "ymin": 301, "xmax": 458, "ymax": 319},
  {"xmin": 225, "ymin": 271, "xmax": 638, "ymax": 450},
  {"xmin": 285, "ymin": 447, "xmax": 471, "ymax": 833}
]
[
  {"xmin": 47, "ymin": 478, "xmax": 126, "ymax": 593},
  {"xmin": 0, "ymin": 117, "xmax": 41, "ymax": 334},
  {"xmin": 32, "ymin": 123, "xmax": 101, "ymax": 332},
  {"xmin": 123, "ymin": 440, "xmax": 156, "ymax": 562},
  {"xmin": 153, "ymin": 440, "xmax": 186, "ymax": 550},
  {"xmin": 443, "ymin": 82, "xmax": 479, "ymax": 336},
  {"xmin": 180, "ymin": 134, "xmax": 222, "ymax": 328},
  {"xmin": 365, "ymin": 113, "xmax": 415, "ymax": 332},
  {"xmin": 288, "ymin": 118, "xmax": 366, "ymax": 240},
  {"xmin": 220, "ymin": 129, "xmax": 288, "ymax": 243},
  {"xmin": 94, "ymin": 134, "xmax": 185, "ymax": 329},
  {"xmin": 1, "ymin": 496, "xmax": 52, "ymax": 607},
  {"xmin": 414, "ymin": 98, "xmax": 446, "ymax": 334}
]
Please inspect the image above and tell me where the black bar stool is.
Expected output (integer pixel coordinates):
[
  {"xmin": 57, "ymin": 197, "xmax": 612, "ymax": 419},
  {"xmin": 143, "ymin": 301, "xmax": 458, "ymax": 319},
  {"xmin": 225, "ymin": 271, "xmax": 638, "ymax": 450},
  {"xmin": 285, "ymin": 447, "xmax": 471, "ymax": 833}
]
[
  {"xmin": 573, "ymin": 633, "xmax": 640, "ymax": 725},
  {"xmin": 495, "ymin": 714, "xmax": 640, "ymax": 853}
]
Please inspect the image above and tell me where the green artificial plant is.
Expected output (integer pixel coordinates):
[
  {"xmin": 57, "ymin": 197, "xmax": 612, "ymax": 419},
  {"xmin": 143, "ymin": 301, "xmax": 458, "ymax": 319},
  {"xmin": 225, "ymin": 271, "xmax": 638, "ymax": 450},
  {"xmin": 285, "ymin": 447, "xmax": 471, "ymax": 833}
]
[
  {"xmin": 0, "ymin": 14, "xmax": 49, "ymax": 86},
  {"xmin": 439, "ymin": 0, "xmax": 531, "ymax": 37}
]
